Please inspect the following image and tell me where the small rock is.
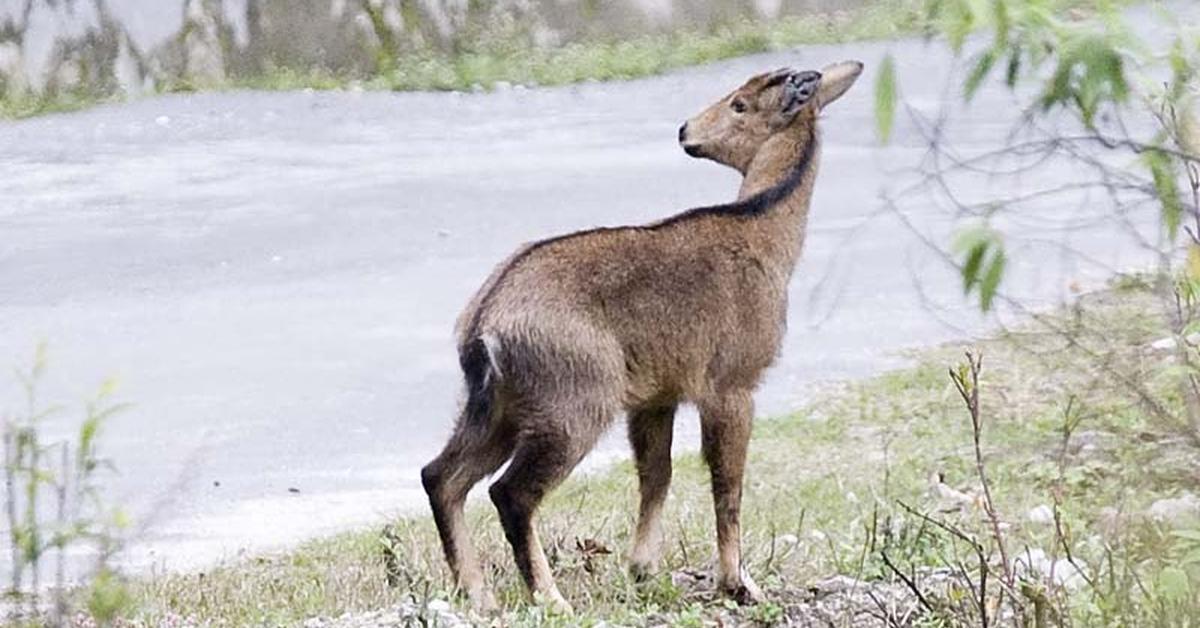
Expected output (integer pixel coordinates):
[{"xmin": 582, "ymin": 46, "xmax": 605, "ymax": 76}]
[
  {"xmin": 494, "ymin": 80, "xmax": 513, "ymax": 91},
  {"xmin": 1069, "ymin": 429, "xmax": 1113, "ymax": 457},
  {"xmin": 1150, "ymin": 337, "xmax": 1174, "ymax": 350},
  {"xmin": 1148, "ymin": 493, "xmax": 1200, "ymax": 524},
  {"xmin": 1015, "ymin": 548, "xmax": 1090, "ymax": 591},
  {"xmin": 776, "ymin": 533, "xmax": 799, "ymax": 546},
  {"xmin": 1051, "ymin": 559, "xmax": 1089, "ymax": 590},
  {"xmin": 436, "ymin": 229, "xmax": 451, "ymax": 237},
  {"xmin": 155, "ymin": 115, "xmax": 171, "ymax": 126},
  {"xmin": 1149, "ymin": 333, "xmax": 1200, "ymax": 351},
  {"xmin": 811, "ymin": 575, "xmax": 865, "ymax": 595},
  {"xmin": 426, "ymin": 599, "xmax": 450, "ymax": 613},
  {"xmin": 1027, "ymin": 504, "xmax": 1055, "ymax": 525}
]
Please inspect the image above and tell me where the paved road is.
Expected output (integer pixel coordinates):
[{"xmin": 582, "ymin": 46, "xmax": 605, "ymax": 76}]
[{"xmin": 0, "ymin": 6, "xmax": 1182, "ymax": 575}]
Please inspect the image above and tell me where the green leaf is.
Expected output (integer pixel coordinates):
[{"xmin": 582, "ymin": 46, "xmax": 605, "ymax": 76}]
[
  {"xmin": 1040, "ymin": 34, "xmax": 1129, "ymax": 127},
  {"xmin": 961, "ymin": 240, "xmax": 987, "ymax": 293},
  {"xmin": 87, "ymin": 569, "xmax": 133, "ymax": 623},
  {"xmin": 924, "ymin": 0, "xmax": 946, "ymax": 23},
  {"xmin": 1157, "ymin": 566, "xmax": 1191, "ymax": 603},
  {"xmin": 80, "ymin": 416, "xmax": 100, "ymax": 455},
  {"xmin": 96, "ymin": 376, "xmax": 120, "ymax": 399},
  {"xmin": 1004, "ymin": 48, "xmax": 1021, "ymax": 87},
  {"xmin": 954, "ymin": 225, "xmax": 1006, "ymax": 312},
  {"xmin": 1171, "ymin": 529, "xmax": 1200, "ymax": 542},
  {"xmin": 1146, "ymin": 148, "xmax": 1183, "ymax": 240},
  {"xmin": 980, "ymin": 250, "xmax": 1006, "ymax": 311},
  {"xmin": 945, "ymin": 0, "xmax": 976, "ymax": 53},
  {"xmin": 991, "ymin": 0, "xmax": 1010, "ymax": 45},
  {"xmin": 964, "ymin": 48, "xmax": 998, "ymax": 101},
  {"xmin": 875, "ymin": 54, "xmax": 898, "ymax": 144}
]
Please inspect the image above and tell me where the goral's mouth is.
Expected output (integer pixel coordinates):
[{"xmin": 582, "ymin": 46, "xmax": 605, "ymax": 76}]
[{"xmin": 681, "ymin": 143, "xmax": 705, "ymax": 158}]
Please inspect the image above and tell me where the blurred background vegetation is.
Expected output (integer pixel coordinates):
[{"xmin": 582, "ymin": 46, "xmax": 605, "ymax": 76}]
[{"xmin": 0, "ymin": 0, "xmax": 943, "ymax": 117}]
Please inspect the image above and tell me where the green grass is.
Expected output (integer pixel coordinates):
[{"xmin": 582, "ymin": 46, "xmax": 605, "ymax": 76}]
[
  {"xmin": 116, "ymin": 283, "xmax": 1200, "ymax": 626},
  {"xmin": 0, "ymin": 0, "xmax": 1118, "ymax": 120},
  {"xmin": 0, "ymin": 90, "xmax": 114, "ymax": 119}
]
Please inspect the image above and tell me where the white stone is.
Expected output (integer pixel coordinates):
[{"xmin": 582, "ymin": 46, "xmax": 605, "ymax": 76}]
[
  {"xmin": 1027, "ymin": 504, "xmax": 1055, "ymax": 525},
  {"xmin": 1148, "ymin": 493, "xmax": 1200, "ymax": 524},
  {"xmin": 1015, "ymin": 547, "xmax": 1089, "ymax": 591},
  {"xmin": 1149, "ymin": 333, "xmax": 1200, "ymax": 351},
  {"xmin": 1151, "ymin": 336, "xmax": 1177, "ymax": 350}
]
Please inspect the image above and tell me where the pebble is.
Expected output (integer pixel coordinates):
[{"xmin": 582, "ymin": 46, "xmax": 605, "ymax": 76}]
[
  {"xmin": 302, "ymin": 600, "xmax": 470, "ymax": 627},
  {"xmin": 1147, "ymin": 492, "xmax": 1200, "ymax": 524},
  {"xmin": 1026, "ymin": 504, "xmax": 1055, "ymax": 525}
]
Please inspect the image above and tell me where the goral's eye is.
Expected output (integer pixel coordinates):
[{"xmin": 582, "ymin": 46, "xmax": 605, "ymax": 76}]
[{"xmin": 730, "ymin": 98, "xmax": 748, "ymax": 113}]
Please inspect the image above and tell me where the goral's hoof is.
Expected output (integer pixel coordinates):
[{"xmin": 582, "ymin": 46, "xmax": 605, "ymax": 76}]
[
  {"xmin": 722, "ymin": 570, "xmax": 766, "ymax": 605},
  {"xmin": 466, "ymin": 588, "xmax": 499, "ymax": 614},
  {"xmin": 629, "ymin": 560, "xmax": 657, "ymax": 583},
  {"xmin": 534, "ymin": 589, "xmax": 575, "ymax": 615}
]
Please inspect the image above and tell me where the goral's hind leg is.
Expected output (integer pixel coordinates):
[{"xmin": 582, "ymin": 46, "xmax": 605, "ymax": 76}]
[
  {"xmin": 421, "ymin": 422, "xmax": 514, "ymax": 611},
  {"xmin": 488, "ymin": 403, "xmax": 608, "ymax": 612},
  {"xmin": 627, "ymin": 404, "xmax": 676, "ymax": 579},
  {"xmin": 698, "ymin": 389, "xmax": 764, "ymax": 604}
]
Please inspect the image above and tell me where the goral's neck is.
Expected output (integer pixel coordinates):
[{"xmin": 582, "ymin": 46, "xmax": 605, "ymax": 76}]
[{"xmin": 735, "ymin": 126, "xmax": 821, "ymax": 268}]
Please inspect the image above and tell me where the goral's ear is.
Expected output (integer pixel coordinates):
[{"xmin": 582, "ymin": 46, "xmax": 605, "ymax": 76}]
[
  {"xmin": 781, "ymin": 70, "xmax": 821, "ymax": 117},
  {"xmin": 816, "ymin": 60, "xmax": 864, "ymax": 109}
]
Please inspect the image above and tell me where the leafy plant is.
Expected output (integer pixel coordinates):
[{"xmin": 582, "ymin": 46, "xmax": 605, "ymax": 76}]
[{"xmin": 3, "ymin": 344, "xmax": 133, "ymax": 626}]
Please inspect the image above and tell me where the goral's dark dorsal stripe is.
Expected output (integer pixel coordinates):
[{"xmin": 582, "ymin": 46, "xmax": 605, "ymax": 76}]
[
  {"xmin": 649, "ymin": 127, "xmax": 817, "ymax": 228},
  {"xmin": 461, "ymin": 127, "xmax": 818, "ymax": 344}
]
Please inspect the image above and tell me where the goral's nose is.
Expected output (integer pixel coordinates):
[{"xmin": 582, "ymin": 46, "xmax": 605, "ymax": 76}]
[{"xmin": 678, "ymin": 122, "xmax": 688, "ymax": 143}]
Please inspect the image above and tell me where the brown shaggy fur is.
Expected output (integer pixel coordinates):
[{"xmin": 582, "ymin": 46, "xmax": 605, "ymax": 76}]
[{"xmin": 420, "ymin": 61, "xmax": 864, "ymax": 612}]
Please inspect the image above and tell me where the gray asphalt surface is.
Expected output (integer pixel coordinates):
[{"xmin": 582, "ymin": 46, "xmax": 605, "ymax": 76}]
[{"xmin": 0, "ymin": 6, "xmax": 1183, "ymax": 575}]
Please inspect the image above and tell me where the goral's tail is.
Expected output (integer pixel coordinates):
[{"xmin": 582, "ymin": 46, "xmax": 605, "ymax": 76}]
[{"xmin": 458, "ymin": 334, "xmax": 500, "ymax": 430}]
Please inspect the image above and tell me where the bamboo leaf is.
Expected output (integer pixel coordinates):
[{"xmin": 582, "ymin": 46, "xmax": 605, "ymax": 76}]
[
  {"xmin": 961, "ymin": 241, "xmax": 987, "ymax": 294},
  {"xmin": 992, "ymin": 0, "xmax": 1010, "ymax": 45},
  {"xmin": 1146, "ymin": 148, "xmax": 1182, "ymax": 240},
  {"xmin": 979, "ymin": 249, "xmax": 1006, "ymax": 312},
  {"xmin": 954, "ymin": 225, "xmax": 1005, "ymax": 312},
  {"xmin": 1005, "ymin": 47, "xmax": 1021, "ymax": 87},
  {"xmin": 875, "ymin": 54, "xmax": 898, "ymax": 143},
  {"xmin": 946, "ymin": 0, "xmax": 976, "ymax": 53},
  {"xmin": 964, "ymin": 48, "xmax": 997, "ymax": 101}
]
